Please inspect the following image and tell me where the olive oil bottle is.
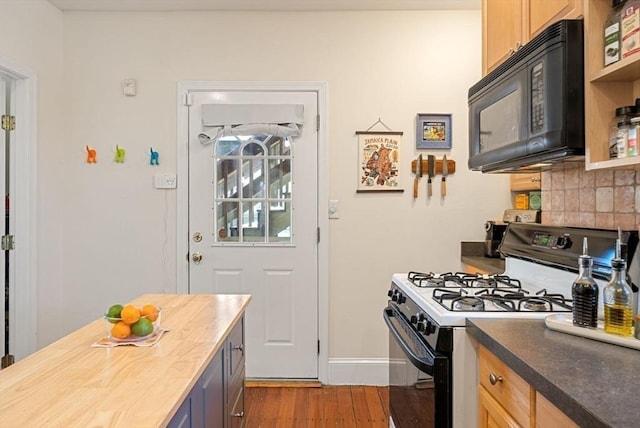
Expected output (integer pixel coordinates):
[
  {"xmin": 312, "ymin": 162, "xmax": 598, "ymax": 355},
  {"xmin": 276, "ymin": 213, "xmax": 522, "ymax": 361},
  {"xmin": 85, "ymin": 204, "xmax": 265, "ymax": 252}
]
[
  {"xmin": 603, "ymin": 236, "xmax": 634, "ymax": 337},
  {"xmin": 572, "ymin": 237, "xmax": 598, "ymax": 328}
]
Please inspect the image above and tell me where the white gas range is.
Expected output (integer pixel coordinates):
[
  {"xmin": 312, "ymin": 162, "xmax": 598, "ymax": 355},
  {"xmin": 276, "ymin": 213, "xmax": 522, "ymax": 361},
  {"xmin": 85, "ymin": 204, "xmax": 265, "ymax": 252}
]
[{"xmin": 384, "ymin": 223, "xmax": 640, "ymax": 428}]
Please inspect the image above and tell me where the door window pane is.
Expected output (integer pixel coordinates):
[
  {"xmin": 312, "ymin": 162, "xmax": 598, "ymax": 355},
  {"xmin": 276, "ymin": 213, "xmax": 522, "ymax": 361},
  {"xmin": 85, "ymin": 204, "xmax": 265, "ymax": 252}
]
[{"xmin": 213, "ymin": 135, "xmax": 293, "ymax": 244}]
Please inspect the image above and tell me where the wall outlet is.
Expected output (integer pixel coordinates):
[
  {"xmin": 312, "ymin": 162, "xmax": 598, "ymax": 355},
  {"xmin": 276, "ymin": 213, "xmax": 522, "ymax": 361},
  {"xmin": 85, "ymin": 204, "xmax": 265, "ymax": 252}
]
[{"xmin": 154, "ymin": 173, "xmax": 177, "ymax": 189}]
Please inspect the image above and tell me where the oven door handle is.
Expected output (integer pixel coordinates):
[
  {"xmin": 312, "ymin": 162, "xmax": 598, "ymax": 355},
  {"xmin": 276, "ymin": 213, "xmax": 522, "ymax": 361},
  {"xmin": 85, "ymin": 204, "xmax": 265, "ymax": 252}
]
[{"xmin": 383, "ymin": 306, "xmax": 436, "ymax": 375}]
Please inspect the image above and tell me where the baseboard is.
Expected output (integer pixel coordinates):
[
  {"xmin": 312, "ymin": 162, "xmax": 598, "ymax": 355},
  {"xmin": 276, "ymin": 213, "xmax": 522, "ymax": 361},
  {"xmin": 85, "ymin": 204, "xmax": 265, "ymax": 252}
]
[
  {"xmin": 245, "ymin": 380, "xmax": 322, "ymax": 388},
  {"xmin": 327, "ymin": 358, "xmax": 389, "ymax": 386}
]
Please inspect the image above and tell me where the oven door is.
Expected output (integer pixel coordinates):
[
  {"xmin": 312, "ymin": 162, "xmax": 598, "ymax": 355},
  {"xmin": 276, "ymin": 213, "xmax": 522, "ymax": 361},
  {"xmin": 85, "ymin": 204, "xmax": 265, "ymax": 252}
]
[{"xmin": 383, "ymin": 305, "xmax": 451, "ymax": 428}]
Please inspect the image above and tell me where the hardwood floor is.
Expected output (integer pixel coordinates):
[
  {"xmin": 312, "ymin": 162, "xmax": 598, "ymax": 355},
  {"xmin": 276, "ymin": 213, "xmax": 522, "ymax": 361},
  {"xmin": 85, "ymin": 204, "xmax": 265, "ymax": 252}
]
[{"xmin": 244, "ymin": 385, "xmax": 390, "ymax": 427}]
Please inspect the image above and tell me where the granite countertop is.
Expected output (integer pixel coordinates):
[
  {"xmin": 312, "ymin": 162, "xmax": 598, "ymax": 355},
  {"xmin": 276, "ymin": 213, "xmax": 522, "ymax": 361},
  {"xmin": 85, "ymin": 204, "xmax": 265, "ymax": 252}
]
[
  {"xmin": 466, "ymin": 318, "xmax": 640, "ymax": 428},
  {"xmin": 460, "ymin": 241, "xmax": 505, "ymax": 274}
]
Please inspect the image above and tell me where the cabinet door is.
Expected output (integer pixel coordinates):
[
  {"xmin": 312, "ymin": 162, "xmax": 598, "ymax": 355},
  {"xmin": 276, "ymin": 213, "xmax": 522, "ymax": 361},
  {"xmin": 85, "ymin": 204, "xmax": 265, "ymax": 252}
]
[
  {"xmin": 479, "ymin": 386, "xmax": 522, "ymax": 428},
  {"xmin": 201, "ymin": 349, "xmax": 224, "ymax": 428},
  {"xmin": 509, "ymin": 173, "xmax": 541, "ymax": 191},
  {"xmin": 483, "ymin": 0, "xmax": 525, "ymax": 74},
  {"xmin": 228, "ymin": 317, "xmax": 245, "ymax": 381},
  {"xmin": 479, "ymin": 346, "xmax": 530, "ymax": 427},
  {"xmin": 167, "ymin": 392, "xmax": 193, "ymax": 428},
  {"xmin": 535, "ymin": 392, "xmax": 578, "ymax": 428},
  {"xmin": 528, "ymin": 0, "xmax": 583, "ymax": 38}
]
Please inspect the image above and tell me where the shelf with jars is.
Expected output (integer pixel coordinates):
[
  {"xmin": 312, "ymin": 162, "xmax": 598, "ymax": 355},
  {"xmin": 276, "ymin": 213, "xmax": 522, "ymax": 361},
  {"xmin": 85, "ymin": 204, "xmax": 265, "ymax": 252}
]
[{"xmin": 585, "ymin": 0, "xmax": 640, "ymax": 170}]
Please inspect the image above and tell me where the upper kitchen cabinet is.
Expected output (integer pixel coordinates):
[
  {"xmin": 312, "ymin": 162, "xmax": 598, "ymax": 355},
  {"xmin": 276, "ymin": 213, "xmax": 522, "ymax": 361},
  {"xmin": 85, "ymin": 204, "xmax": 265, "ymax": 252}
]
[
  {"xmin": 510, "ymin": 172, "xmax": 541, "ymax": 191},
  {"xmin": 584, "ymin": 0, "xmax": 640, "ymax": 170},
  {"xmin": 482, "ymin": 0, "xmax": 583, "ymax": 75}
]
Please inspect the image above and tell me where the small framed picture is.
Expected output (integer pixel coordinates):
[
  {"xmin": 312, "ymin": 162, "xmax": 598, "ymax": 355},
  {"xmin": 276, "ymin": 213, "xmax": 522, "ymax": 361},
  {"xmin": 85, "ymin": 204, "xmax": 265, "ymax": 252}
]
[{"xmin": 416, "ymin": 113, "xmax": 452, "ymax": 149}]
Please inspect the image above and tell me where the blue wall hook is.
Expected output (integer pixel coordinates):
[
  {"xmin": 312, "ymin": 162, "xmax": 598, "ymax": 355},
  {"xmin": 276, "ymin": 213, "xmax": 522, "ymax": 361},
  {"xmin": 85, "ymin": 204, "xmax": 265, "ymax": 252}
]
[{"xmin": 150, "ymin": 147, "xmax": 159, "ymax": 165}]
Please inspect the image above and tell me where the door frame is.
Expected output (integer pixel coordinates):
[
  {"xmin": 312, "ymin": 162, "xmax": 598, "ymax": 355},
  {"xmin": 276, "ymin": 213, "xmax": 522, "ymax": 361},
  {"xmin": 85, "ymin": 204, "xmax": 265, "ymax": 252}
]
[
  {"xmin": 176, "ymin": 81, "xmax": 329, "ymax": 383},
  {"xmin": 0, "ymin": 56, "xmax": 38, "ymax": 360}
]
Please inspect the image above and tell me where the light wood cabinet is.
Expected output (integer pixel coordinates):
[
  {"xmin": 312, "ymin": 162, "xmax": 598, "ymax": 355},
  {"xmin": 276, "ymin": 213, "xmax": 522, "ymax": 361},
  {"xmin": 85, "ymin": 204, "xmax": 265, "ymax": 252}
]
[
  {"xmin": 584, "ymin": 0, "xmax": 640, "ymax": 170},
  {"xmin": 477, "ymin": 345, "xmax": 579, "ymax": 428},
  {"xmin": 478, "ymin": 385, "xmax": 521, "ymax": 428},
  {"xmin": 478, "ymin": 345, "xmax": 532, "ymax": 427},
  {"xmin": 509, "ymin": 173, "xmax": 541, "ymax": 191},
  {"xmin": 535, "ymin": 392, "xmax": 578, "ymax": 428},
  {"xmin": 483, "ymin": 0, "xmax": 583, "ymax": 74}
]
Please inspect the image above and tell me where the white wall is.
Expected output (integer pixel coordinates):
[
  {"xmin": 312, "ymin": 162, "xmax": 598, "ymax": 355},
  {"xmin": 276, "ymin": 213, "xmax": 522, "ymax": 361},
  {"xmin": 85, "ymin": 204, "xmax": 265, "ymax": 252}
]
[
  {"xmin": 0, "ymin": 0, "xmax": 64, "ymax": 349},
  {"xmin": 5, "ymin": 5, "xmax": 511, "ymax": 369},
  {"xmin": 61, "ymin": 9, "xmax": 510, "ymax": 362}
]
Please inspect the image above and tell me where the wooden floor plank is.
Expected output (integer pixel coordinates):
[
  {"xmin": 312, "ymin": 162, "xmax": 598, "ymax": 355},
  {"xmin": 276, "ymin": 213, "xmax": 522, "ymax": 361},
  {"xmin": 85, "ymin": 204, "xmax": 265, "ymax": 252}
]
[
  {"xmin": 244, "ymin": 385, "xmax": 389, "ymax": 427},
  {"xmin": 364, "ymin": 386, "xmax": 389, "ymax": 425},
  {"xmin": 351, "ymin": 385, "xmax": 373, "ymax": 427},
  {"xmin": 322, "ymin": 386, "xmax": 339, "ymax": 426},
  {"xmin": 292, "ymin": 387, "xmax": 310, "ymax": 427},
  {"xmin": 307, "ymin": 385, "xmax": 325, "ymax": 427},
  {"xmin": 336, "ymin": 387, "xmax": 357, "ymax": 428},
  {"xmin": 275, "ymin": 387, "xmax": 297, "ymax": 428}
]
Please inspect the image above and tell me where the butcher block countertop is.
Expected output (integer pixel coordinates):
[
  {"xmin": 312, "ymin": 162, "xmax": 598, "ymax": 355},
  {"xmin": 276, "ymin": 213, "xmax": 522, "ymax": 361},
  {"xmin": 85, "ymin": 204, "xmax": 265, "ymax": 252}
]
[{"xmin": 0, "ymin": 293, "xmax": 251, "ymax": 427}]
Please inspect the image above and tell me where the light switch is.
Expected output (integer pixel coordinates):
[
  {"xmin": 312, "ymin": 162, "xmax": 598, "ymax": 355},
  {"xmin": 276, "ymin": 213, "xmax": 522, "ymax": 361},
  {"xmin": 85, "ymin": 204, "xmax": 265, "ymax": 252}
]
[
  {"xmin": 329, "ymin": 200, "xmax": 340, "ymax": 219},
  {"xmin": 123, "ymin": 79, "xmax": 137, "ymax": 97}
]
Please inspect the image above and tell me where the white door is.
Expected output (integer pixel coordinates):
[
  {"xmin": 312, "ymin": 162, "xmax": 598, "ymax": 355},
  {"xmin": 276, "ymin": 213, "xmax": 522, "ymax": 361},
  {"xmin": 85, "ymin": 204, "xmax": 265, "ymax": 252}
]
[
  {"xmin": 0, "ymin": 75, "xmax": 9, "ymax": 367},
  {"xmin": 188, "ymin": 90, "xmax": 319, "ymax": 379}
]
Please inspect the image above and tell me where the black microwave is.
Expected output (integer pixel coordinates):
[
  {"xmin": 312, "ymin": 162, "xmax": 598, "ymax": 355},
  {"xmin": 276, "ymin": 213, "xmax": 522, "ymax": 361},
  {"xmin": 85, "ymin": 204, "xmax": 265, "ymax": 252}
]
[{"xmin": 468, "ymin": 19, "xmax": 585, "ymax": 173}]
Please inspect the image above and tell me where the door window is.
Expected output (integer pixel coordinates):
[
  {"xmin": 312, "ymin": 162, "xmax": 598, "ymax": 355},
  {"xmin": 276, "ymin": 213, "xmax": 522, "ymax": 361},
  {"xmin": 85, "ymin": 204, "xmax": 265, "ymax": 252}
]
[{"xmin": 214, "ymin": 134, "xmax": 293, "ymax": 244}]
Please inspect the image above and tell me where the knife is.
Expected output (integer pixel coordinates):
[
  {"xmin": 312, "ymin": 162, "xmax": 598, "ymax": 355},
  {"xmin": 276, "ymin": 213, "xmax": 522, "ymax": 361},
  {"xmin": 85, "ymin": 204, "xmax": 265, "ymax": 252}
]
[
  {"xmin": 413, "ymin": 154, "xmax": 422, "ymax": 198},
  {"xmin": 441, "ymin": 155, "xmax": 448, "ymax": 197},
  {"xmin": 427, "ymin": 155, "xmax": 435, "ymax": 197}
]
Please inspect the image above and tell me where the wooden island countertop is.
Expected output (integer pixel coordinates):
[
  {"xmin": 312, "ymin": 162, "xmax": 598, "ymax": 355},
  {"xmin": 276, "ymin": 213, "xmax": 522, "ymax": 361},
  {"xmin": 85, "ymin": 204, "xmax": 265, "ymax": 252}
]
[{"xmin": 0, "ymin": 293, "xmax": 251, "ymax": 427}]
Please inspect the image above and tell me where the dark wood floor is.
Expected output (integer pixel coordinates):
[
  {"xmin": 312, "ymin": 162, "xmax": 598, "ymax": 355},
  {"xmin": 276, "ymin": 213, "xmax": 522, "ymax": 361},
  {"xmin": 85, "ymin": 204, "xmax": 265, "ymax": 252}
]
[{"xmin": 244, "ymin": 386, "xmax": 390, "ymax": 427}]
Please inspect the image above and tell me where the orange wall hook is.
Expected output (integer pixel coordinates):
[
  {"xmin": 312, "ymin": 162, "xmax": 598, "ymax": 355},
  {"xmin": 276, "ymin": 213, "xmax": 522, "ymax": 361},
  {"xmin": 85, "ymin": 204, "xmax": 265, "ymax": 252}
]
[{"xmin": 86, "ymin": 145, "xmax": 97, "ymax": 164}]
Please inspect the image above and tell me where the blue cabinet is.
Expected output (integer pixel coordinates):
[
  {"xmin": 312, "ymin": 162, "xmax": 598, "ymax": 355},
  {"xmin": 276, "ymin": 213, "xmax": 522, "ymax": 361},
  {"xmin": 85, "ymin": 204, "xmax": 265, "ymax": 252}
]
[{"xmin": 167, "ymin": 315, "xmax": 245, "ymax": 428}]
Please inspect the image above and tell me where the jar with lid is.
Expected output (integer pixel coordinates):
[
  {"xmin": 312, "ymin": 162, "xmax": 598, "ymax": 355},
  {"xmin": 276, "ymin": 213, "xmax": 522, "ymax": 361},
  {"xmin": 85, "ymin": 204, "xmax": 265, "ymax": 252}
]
[
  {"xmin": 605, "ymin": 0, "xmax": 627, "ymax": 66},
  {"xmin": 629, "ymin": 115, "xmax": 640, "ymax": 156},
  {"xmin": 621, "ymin": 0, "xmax": 640, "ymax": 59},
  {"xmin": 610, "ymin": 105, "xmax": 636, "ymax": 159}
]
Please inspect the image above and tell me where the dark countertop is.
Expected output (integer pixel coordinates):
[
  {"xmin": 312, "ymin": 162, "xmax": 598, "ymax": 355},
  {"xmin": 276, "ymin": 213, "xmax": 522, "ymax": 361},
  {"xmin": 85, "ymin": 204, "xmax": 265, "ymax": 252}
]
[
  {"xmin": 466, "ymin": 318, "xmax": 640, "ymax": 428},
  {"xmin": 460, "ymin": 241, "xmax": 505, "ymax": 274}
]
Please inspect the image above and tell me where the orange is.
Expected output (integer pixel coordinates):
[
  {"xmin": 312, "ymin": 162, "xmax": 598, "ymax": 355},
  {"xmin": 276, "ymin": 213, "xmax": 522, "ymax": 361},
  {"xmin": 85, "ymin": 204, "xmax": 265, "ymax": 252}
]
[
  {"xmin": 111, "ymin": 321, "xmax": 131, "ymax": 339},
  {"xmin": 140, "ymin": 304, "xmax": 159, "ymax": 322},
  {"xmin": 120, "ymin": 304, "xmax": 140, "ymax": 325}
]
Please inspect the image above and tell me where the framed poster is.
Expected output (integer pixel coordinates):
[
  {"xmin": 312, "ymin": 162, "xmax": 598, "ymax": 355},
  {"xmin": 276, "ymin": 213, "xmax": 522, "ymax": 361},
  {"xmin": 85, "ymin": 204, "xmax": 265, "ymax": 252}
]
[
  {"xmin": 356, "ymin": 131, "xmax": 403, "ymax": 193},
  {"xmin": 416, "ymin": 113, "xmax": 452, "ymax": 149}
]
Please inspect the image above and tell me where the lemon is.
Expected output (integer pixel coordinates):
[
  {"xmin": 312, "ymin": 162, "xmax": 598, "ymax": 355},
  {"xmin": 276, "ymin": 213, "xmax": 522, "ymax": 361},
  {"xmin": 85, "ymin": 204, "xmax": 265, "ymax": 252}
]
[
  {"xmin": 106, "ymin": 304, "xmax": 124, "ymax": 323},
  {"xmin": 131, "ymin": 317, "xmax": 154, "ymax": 337}
]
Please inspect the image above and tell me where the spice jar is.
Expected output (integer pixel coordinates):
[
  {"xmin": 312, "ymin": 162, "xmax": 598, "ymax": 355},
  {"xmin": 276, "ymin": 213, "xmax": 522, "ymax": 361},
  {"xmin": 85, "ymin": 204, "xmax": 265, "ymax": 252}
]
[
  {"xmin": 605, "ymin": 0, "xmax": 627, "ymax": 66},
  {"xmin": 610, "ymin": 105, "xmax": 637, "ymax": 158}
]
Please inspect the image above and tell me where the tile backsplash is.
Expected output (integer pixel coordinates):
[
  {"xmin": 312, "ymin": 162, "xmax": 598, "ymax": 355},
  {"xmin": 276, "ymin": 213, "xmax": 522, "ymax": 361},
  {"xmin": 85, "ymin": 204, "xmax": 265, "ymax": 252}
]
[{"xmin": 541, "ymin": 163, "xmax": 640, "ymax": 230}]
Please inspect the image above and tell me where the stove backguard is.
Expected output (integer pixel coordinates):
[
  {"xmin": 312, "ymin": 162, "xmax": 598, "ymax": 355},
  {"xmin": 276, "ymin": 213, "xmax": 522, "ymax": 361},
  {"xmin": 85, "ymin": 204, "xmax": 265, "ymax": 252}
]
[{"xmin": 499, "ymin": 223, "xmax": 640, "ymax": 287}]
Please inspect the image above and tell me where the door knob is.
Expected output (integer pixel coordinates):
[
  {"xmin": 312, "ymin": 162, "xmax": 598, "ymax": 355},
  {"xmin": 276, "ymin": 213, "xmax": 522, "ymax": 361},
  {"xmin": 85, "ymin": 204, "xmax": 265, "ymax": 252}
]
[{"xmin": 192, "ymin": 252, "xmax": 203, "ymax": 264}]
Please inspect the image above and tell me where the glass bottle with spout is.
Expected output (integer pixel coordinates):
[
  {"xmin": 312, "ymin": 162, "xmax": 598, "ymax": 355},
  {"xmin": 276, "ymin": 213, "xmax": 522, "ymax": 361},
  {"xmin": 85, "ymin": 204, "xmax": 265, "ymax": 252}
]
[
  {"xmin": 572, "ymin": 237, "xmax": 598, "ymax": 328},
  {"xmin": 603, "ymin": 232, "xmax": 634, "ymax": 337}
]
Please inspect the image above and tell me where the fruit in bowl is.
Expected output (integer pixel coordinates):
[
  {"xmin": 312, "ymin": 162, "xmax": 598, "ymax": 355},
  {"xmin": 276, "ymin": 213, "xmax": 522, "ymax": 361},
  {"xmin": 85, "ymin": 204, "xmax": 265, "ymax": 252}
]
[{"xmin": 104, "ymin": 303, "xmax": 161, "ymax": 341}]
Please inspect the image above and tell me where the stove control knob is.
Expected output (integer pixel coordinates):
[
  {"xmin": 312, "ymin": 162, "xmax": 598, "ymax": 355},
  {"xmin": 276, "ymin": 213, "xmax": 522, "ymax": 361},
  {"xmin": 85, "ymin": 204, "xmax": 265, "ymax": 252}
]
[
  {"xmin": 410, "ymin": 314, "xmax": 418, "ymax": 324},
  {"xmin": 397, "ymin": 293, "xmax": 406, "ymax": 304},
  {"xmin": 418, "ymin": 313, "xmax": 426, "ymax": 322},
  {"xmin": 387, "ymin": 289, "xmax": 394, "ymax": 298},
  {"xmin": 424, "ymin": 321, "xmax": 435, "ymax": 335},
  {"xmin": 417, "ymin": 321, "xmax": 426, "ymax": 332}
]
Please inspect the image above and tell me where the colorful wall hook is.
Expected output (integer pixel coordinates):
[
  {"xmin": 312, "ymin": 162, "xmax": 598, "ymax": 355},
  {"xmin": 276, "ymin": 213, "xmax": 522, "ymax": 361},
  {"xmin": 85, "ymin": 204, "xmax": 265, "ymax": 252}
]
[
  {"xmin": 150, "ymin": 147, "xmax": 159, "ymax": 165},
  {"xmin": 86, "ymin": 145, "xmax": 97, "ymax": 163},
  {"xmin": 114, "ymin": 145, "xmax": 126, "ymax": 163}
]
